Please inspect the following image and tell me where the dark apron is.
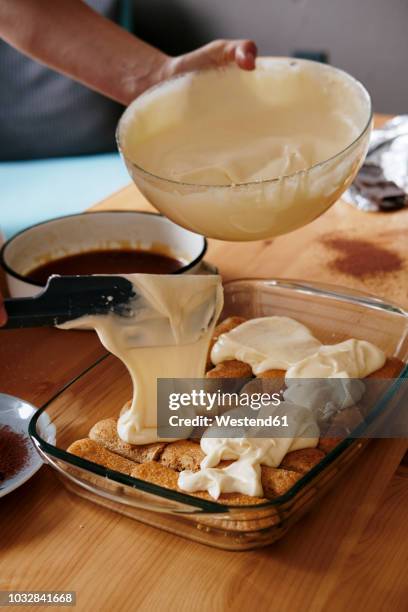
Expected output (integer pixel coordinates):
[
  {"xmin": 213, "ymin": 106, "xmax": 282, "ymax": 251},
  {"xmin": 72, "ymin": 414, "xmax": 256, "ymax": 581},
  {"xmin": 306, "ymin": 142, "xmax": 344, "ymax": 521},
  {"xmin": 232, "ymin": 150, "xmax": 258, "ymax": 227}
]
[{"xmin": 0, "ymin": 0, "xmax": 133, "ymax": 160}]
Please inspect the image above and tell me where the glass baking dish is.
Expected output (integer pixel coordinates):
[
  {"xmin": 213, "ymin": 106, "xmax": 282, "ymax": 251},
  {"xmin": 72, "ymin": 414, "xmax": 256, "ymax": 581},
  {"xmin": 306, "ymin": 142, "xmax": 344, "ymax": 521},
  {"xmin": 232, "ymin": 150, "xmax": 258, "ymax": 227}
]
[{"xmin": 29, "ymin": 279, "xmax": 408, "ymax": 550}]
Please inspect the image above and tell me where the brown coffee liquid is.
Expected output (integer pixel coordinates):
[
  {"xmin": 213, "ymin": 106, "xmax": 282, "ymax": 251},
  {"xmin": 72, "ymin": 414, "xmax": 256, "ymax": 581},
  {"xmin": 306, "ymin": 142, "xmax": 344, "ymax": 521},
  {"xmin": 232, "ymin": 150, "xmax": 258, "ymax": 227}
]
[{"xmin": 27, "ymin": 249, "xmax": 184, "ymax": 284}]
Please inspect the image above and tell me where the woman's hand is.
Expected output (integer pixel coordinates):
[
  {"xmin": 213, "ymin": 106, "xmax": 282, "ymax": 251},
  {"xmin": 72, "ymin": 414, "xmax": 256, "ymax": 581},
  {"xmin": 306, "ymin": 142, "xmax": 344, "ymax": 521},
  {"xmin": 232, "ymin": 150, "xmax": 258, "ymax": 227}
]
[
  {"xmin": 0, "ymin": 1, "xmax": 257, "ymax": 105},
  {"xmin": 163, "ymin": 39, "xmax": 258, "ymax": 79}
]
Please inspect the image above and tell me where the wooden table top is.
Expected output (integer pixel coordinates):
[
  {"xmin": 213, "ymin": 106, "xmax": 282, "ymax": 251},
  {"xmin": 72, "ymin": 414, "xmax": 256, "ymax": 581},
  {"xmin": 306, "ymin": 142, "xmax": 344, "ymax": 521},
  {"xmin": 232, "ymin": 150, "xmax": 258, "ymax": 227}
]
[{"xmin": 1, "ymin": 115, "xmax": 407, "ymax": 612}]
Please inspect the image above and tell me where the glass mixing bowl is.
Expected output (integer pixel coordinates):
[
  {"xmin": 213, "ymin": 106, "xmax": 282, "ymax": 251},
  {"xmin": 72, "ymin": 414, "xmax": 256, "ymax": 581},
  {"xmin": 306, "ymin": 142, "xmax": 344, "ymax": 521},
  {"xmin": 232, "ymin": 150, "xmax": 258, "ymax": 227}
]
[{"xmin": 117, "ymin": 58, "xmax": 372, "ymax": 241}]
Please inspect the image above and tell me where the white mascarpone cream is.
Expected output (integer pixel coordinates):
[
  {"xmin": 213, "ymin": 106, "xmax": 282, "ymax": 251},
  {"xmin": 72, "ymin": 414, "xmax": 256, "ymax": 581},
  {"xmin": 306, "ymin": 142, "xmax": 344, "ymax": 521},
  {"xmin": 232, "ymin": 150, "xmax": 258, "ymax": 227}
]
[
  {"xmin": 59, "ymin": 274, "xmax": 223, "ymax": 444},
  {"xmin": 210, "ymin": 316, "xmax": 322, "ymax": 374},
  {"xmin": 123, "ymin": 61, "xmax": 363, "ymax": 186},
  {"xmin": 285, "ymin": 339, "xmax": 385, "ymax": 378},
  {"xmin": 178, "ymin": 402, "xmax": 319, "ymax": 499},
  {"xmin": 210, "ymin": 317, "xmax": 385, "ymax": 379}
]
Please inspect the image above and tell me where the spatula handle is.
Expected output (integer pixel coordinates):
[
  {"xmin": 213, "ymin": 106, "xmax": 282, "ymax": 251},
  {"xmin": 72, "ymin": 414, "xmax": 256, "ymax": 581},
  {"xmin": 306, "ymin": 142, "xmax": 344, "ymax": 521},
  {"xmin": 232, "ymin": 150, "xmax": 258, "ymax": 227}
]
[{"xmin": 2, "ymin": 275, "xmax": 136, "ymax": 329}]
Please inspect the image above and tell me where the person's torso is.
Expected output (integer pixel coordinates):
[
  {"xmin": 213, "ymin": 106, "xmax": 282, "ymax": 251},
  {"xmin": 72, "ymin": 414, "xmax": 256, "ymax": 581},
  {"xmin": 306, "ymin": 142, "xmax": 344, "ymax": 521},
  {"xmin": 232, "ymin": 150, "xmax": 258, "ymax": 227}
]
[{"xmin": 0, "ymin": 0, "xmax": 125, "ymax": 160}]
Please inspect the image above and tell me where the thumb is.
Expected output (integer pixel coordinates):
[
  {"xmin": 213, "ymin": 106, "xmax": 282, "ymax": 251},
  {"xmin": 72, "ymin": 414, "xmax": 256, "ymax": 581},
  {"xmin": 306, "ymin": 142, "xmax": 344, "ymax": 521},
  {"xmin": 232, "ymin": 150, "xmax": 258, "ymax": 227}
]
[
  {"xmin": 229, "ymin": 40, "xmax": 258, "ymax": 70},
  {"xmin": 172, "ymin": 39, "xmax": 257, "ymax": 75},
  {"xmin": 205, "ymin": 39, "xmax": 258, "ymax": 71}
]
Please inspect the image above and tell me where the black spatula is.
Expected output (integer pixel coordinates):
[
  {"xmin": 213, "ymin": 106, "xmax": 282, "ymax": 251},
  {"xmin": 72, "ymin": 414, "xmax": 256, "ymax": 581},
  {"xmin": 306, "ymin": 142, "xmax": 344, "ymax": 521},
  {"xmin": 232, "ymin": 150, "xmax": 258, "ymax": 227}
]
[{"xmin": 2, "ymin": 275, "xmax": 137, "ymax": 329}]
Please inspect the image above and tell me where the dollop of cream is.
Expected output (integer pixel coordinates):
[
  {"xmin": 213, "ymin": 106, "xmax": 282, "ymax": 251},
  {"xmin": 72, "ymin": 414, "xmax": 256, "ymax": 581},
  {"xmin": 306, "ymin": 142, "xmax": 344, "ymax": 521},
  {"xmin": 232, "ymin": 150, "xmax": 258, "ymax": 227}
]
[
  {"xmin": 178, "ymin": 402, "xmax": 319, "ymax": 499},
  {"xmin": 285, "ymin": 339, "xmax": 385, "ymax": 378},
  {"xmin": 211, "ymin": 317, "xmax": 385, "ymax": 379},
  {"xmin": 211, "ymin": 316, "xmax": 322, "ymax": 374}
]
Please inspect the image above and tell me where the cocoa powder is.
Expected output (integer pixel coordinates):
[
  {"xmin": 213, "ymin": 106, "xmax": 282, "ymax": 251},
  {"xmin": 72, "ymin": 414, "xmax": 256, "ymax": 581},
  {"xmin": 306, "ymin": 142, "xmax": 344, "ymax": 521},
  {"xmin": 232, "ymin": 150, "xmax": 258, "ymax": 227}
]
[
  {"xmin": 322, "ymin": 237, "xmax": 403, "ymax": 278},
  {"xmin": 0, "ymin": 425, "xmax": 29, "ymax": 482}
]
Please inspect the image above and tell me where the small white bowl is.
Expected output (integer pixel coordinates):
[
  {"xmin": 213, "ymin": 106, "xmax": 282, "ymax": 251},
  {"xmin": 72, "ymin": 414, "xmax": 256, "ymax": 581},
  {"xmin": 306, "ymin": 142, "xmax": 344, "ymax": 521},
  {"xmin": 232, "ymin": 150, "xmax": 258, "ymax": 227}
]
[
  {"xmin": 0, "ymin": 393, "xmax": 55, "ymax": 498},
  {"xmin": 0, "ymin": 211, "xmax": 207, "ymax": 297}
]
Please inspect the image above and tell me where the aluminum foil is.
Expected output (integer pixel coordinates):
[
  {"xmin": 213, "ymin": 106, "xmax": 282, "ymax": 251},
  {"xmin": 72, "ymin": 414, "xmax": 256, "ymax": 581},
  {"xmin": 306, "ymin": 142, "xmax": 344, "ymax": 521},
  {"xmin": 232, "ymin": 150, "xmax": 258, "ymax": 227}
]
[{"xmin": 345, "ymin": 115, "xmax": 408, "ymax": 212}]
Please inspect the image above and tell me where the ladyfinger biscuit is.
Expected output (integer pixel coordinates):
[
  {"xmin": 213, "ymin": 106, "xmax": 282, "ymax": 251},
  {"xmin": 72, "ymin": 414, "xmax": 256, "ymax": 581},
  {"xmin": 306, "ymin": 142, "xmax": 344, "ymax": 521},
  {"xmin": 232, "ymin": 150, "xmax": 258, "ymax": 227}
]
[
  {"xmin": 257, "ymin": 369, "xmax": 286, "ymax": 379},
  {"xmin": 131, "ymin": 462, "xmax": 266, "ymax": 505},
  {"xmin": 132, "ymin": 461, "xmax": 179, "ymax": 490},
  {"xmin": 206, "ymin": 316, "xmax": 247, "ymax": 370},
  {"xmin": 206, "ymin": 359, "xmax": 252, "ymax": 378},
  {"xmin": 280, "ymin": 448, "xmax": 325, "ymax": 474},
  {"xmin": 89, "ymin": 418, "xmax": 166, "ymax": 463},
  {"xmin": 213, "ymin": 316, "xmax": 247, "ymax": 339},
  {"xmin": 216, "ymin": 492, "xmax": 266, "ymax": 506},
  {"xmin": 253, "ymin": 370, "xmax": 286, "ymax": 396},
  {"xmin": 159, "ymin": 440, "xmax": 205, "ymax": 472},
  {"xmin": 67, "ymin": 438, "xmax": 137, "ymax": 475},
  {"xmin": 261, "ymin": 467, "xmax": 301, "ymax": 498},
  {"xmin": 365, "ymin": 356, "xmax": 405, "ymax": 379},
  {"xmin": 329, "ymin": 404, "xmax": 364, "ymax": 432},
  {"xmin": 318, "ymin": 438, "xmax": 342, "ymax": 454}
]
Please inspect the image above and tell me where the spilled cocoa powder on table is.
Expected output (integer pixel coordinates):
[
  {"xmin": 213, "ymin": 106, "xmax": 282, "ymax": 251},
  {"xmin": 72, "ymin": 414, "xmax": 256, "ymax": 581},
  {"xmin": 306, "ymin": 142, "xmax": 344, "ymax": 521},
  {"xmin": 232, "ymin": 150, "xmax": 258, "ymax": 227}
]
[
  {"xmin": 322, "ymin": 237, "xmax": 404, "ymax": 279},
  {"xmin": 0, "ymin": 425, "xmax": 30, "ymax": 482}
]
